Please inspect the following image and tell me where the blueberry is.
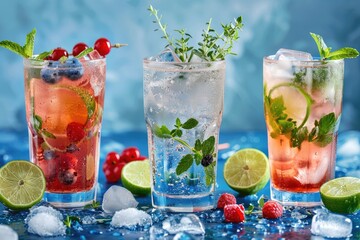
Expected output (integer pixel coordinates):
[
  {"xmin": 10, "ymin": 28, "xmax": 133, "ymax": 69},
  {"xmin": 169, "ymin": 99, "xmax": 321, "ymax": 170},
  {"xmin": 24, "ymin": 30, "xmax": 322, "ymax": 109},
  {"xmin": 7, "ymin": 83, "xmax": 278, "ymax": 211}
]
[
  {"xmin": 41, "ymin": 61, "xmax": 62, "ymax": 84},
  {"xmin": 58, "ymin": 168, "xmax": 78, "ymax": 185},
  {"xmin": 61, "ymin": 58, "xmax": 84, "ymax": 81},
  {"xmin": 40, "ymin": 68, "xmax": 62, "ymax": 84},
  {"xmin": 201, "ymin": 154, "xmax": 214, "ymax": 167}
]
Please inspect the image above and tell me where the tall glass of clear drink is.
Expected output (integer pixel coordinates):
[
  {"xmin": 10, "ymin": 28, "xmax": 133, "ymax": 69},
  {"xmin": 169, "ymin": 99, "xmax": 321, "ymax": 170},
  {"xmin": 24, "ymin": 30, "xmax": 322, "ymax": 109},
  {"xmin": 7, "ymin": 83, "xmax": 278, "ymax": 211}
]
[
  {"xmin": 143, "ymin": 60, "xmax": 225, "ymax": 212},
  {"xmin": 24, "ymin": 58, "xmax": 106, "ymax": 207},
  {"xmin": 263, "ymin": 53, "xmax": 344, "ymax": 206}
]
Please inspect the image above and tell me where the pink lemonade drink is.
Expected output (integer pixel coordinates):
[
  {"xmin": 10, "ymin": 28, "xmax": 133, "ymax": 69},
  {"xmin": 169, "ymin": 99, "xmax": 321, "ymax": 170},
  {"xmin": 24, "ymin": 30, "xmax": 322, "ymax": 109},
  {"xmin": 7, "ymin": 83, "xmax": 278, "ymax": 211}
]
[
  {"xmin": 24, "ymin": 57, "xmax": 106, "ymax": 207},
  {"xmin": 263, "ymin": 53, "xmax": 344, "ymax": 206}
]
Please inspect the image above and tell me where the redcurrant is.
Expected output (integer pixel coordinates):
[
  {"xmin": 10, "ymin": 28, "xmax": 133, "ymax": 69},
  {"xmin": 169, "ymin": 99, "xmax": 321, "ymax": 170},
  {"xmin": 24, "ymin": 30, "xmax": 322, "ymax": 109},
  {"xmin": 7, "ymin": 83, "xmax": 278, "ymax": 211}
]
[
  {"xmin": 72, "ymin": 42, "xmax": 88, "ymax": 57},
  {"xmin": 94, "ymin": 38, "xmax": 111, "ymax": 56},
  {"xmin": 51, "ymin": 47, "xmax": 69, "ymax": 61},
  {"xmin": 121, "ymin": 147, "xmax": 141, "ymax": 163},
  {"xmin": 103, "ymin": 160, "xmax": 126, "ymax": 182}
]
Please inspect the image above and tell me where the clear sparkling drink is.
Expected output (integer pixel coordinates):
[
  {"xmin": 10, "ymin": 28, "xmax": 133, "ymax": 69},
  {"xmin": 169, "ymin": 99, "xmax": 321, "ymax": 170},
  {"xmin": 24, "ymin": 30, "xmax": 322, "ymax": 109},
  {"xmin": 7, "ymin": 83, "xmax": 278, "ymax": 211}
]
[
  {"xmin": 263, "ymin": 55, "xmax": 344, "ymax": 206},
  {"xmin": 143, "ymin": 60, "xmax": 225, "ymax": 212},
  {"xmin": 24, "ymin": 58, "xmax": 106, "ymax": 207}
]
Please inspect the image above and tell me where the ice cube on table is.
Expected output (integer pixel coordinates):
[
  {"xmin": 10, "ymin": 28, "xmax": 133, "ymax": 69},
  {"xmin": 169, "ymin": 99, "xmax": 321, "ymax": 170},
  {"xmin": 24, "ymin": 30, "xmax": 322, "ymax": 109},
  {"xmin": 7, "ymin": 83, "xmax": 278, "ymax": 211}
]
[
  {"xmin": 148, "ymin": 48, "xmax": 181, "ymax": 62},
  {"xmin": 274, "ymin": 48, "xmax": 313, "ymax": 61},
  {"xmin": 311, "ymin": 211, "xmax": 352, "ymax": 238},
  {"xmin": 162, "ymin": 214, "xmax": 205, "ymax": 235},
  {"xmin": 0, "ymin": 225, "xmax": 18, "ymax": 240},
  {"xmin": 110, "ymin": 208, "xmax": 152, "ymax": 228},
  {"xmin": 102, "ymin": 185, "xmax": 138, "ymax": 213},
  {"xmin": 26, "ymin": 206, "xmax": 66, "ymax": 237}
]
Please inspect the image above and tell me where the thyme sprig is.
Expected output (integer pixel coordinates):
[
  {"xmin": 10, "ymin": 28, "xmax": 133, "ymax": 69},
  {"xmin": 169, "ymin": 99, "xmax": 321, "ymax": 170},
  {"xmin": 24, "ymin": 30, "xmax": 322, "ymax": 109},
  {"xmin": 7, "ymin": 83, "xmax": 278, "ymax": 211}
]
[{"xmin": 148, "ymin": 5, "xmax": 243, "ymax": 62}]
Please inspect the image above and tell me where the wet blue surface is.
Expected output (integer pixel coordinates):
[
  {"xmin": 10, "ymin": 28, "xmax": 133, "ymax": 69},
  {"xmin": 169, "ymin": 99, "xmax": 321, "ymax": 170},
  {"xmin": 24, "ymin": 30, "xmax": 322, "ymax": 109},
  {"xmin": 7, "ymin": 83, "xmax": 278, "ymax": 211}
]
[{"xmin": 0, "ymin": 130, "xmax": 359, "ymax": 239}]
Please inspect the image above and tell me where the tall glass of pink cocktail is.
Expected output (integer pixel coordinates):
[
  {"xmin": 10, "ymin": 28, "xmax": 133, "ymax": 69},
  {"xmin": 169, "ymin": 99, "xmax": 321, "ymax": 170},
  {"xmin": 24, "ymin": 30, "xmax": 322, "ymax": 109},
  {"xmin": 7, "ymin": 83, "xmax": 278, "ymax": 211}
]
[{"xmin": 263, "ymin": 50, "xmax": 344, "ymax": 206}]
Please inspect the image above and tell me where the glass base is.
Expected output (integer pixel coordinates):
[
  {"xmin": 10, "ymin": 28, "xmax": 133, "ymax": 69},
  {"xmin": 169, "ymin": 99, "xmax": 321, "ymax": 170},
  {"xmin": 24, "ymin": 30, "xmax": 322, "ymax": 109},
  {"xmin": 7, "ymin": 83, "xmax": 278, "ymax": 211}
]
[
  {"xmin": 271, "ymin": 185, "xmax": 321, "ymax": 207},
  {"xmin": 152, "ymin": 191, "xmax": 215, "ymax": 212},
  {"xmin": 44, "ymin": 185, "xmax": 97, "ymax": 208}
]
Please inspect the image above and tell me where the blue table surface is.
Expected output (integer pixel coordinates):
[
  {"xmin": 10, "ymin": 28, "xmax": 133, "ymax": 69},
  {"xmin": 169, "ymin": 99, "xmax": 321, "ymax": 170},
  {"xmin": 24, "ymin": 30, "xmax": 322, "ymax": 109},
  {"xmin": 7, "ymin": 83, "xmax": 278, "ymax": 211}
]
[{"xmin": 0, "ymin": 129, "xmax": 359, "ymax": 239}]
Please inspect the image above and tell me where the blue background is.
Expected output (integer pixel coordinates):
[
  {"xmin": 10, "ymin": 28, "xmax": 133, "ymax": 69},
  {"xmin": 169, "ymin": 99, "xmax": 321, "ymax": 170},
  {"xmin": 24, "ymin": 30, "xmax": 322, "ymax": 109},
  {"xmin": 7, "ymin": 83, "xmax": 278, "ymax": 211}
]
[{"xmin": 0, "ymin": 0, "xmax": 359, "ymax": 134}]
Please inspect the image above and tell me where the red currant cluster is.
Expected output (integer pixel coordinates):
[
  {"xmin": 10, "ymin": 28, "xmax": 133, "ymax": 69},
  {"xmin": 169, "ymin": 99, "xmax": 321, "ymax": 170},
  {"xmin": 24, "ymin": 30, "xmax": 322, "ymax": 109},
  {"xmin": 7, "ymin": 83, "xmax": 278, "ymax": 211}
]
[
  {"xmin": 103, "ymin": 147, "xmax": 147, "ymax": 183},
  {"xmin": 45, "ymin": 38, "xmax": 114, "ymax": 61}
]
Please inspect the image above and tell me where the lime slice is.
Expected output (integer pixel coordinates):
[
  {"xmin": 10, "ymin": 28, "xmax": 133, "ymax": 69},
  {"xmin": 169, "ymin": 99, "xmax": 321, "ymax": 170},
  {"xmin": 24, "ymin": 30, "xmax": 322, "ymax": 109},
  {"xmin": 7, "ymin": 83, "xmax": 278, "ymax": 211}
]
[
  {"xmin": 224, "ymin": 148, "xmax": 270, "ymax": 196},
  {"xmin": 121, "ymin": 160, "xmax": 151, "ymax": 196},
  {"xmin": 320, "ymin": 177, "xmax": 360, "ymax": 214},
  {"xmin": 0, "ymin": 160, "xmax": 46, "ymax": 210}
]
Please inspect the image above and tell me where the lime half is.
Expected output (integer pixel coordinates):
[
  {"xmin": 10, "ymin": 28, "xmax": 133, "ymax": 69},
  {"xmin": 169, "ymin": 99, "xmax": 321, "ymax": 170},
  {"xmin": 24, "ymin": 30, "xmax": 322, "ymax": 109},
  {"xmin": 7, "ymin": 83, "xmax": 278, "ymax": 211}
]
[
  {"xmin": 0, "ymin": 160, "xmax": 46, "ymax": 210},
  {"xmin": 121, "ymin": 160, "xmax": 151, "ymax": 196},
  {"xmin": 224, "ymin": 148, "xmax": 270, "ymax": 196},
  {"xmin": 320, "ymin": 177, "xmax": 360, "ymax": 214}
]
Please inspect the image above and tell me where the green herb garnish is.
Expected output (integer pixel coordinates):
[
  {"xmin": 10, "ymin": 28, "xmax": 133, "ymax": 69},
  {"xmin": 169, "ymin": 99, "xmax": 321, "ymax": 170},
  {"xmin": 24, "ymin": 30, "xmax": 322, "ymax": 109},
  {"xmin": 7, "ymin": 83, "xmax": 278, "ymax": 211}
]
[
  {"xmin": 154, "ymin": 117, "xmax": 217, "ymax": 186},
  {"xmin": 148, "ymin": 5, "xmax": 243, "ymax": 62},
  {"xmin": 310, "ymin": 32, "xmax": 359, "ymax": 60},
  {"xmin": 63, "ymin": 215, "xmax": 81, "ymax": 228},
  {"xmin": 84, "ymin": 200, "xmax": 101, "ymax": 209}
]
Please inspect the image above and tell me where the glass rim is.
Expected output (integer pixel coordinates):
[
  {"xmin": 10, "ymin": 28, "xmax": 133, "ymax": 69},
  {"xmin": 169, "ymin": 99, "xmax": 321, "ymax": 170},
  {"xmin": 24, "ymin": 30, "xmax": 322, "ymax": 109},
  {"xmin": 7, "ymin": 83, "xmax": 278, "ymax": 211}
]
[
  {"xmin": 23, "ymin": 56, "xmax": 106, "ymax": 67},
  {"xmin": 264, "ymin": 55, "xmax": 344, "ymax": 64},
  {"xmin": 143, "ymin": 58, "xmax": 226, "ymax": 72}
]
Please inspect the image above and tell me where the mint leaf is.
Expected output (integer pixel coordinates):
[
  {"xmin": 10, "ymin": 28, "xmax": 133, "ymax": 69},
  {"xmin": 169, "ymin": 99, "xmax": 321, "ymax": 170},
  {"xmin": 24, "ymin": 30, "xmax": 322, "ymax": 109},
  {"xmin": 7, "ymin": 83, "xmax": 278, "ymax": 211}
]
[
  {"xmin": 0, "ymin": 40, "xmax": 27, "ymax": 58},
  {"xmin": 315, "ymin": 134, "xmax": 333, "ymax": 147},
  {"xmin": 310, "ymin": 32, "xmax": 359, "ymax": 60},
  {"xmin": 175, "ymin": 118, "xmax": 182, "ymax": 128},
  {"xmin": 245, "ymin": 204, "xmax": 254, "ymax": 215},
  {"xmin": 194, "ymin": 139, "xmax": 202, "ymax": 151},
  {"xmin": 42, "ymin": 129, "xmax": 56, "ymax": 139},
  {"xmin": 36, "ymin": 50, "xmax": 53, "ymax": 60},
  {"xmin": 176, "ymin": 154, "xmax": 193, "ymax": 175},
  {"xmin": 202, "ymin": 136, "xmax": 215, "ymax": 155},
  {"xmin": 204, "ymin": 161, "xmax": 216, "ymax": 186},
  {"xmin": 171, "ymin": 129, "xmax": 182, "ymax": 137},
  {"xmin": 75, "ymin": 47, "xmax": 94, "ymax": 59},
  {"xmin": 258, "ymin": 195, "xmax": 265, "ymax": 208},
  {"xmin": 182, "ymin": 118, "xmax": 198, "ymax": 129},
  {"xmin": 317, "ymin": 112, "xmax": 336, "ymax": 135},
  {"xmin": 154, "ymin": 124, "xmax": 171, "ymax": 138},
  {"xmin": 269, "ymin": 96, "xmax": 287, "ymax": 120},
  {"xmin": 291, "ymin": 127, "xmax": 308, "ymax": 149},
  {"xmin": 33, "ymin": 115, "xmax": 43, "ymax": 134},
  {"xmin": 310, "ymin": 32, "xmax": 331, "ymax": 59},
  {"xmin": 24, "ymin": 28, "xmax": 36, "ymax": 58},
  {"xmin": 326, "ymin": 47, "xmax": 359, "ymax": 60},
  {"xmin": 84, "ymin": 200, "xmax": 101, "ymax": 209}
]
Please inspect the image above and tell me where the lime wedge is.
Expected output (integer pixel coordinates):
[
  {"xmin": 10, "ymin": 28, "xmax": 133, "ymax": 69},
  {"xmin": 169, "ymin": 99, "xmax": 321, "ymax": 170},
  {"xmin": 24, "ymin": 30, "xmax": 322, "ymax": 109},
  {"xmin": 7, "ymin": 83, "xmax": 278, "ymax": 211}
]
[
  {"xmin": 224, "ymin": 148, "xmax": 270, "ymax": 196},
  {"xmin": 320, "ymin": 177, "xmax": 360, "ymax": 214},
  {"xmin": 0, "ymin": 160, "xmax": 46, "ymax": 210},
  {"xmin": 121, "ymin": 160, "xmax": 151, "ymax": 196}
]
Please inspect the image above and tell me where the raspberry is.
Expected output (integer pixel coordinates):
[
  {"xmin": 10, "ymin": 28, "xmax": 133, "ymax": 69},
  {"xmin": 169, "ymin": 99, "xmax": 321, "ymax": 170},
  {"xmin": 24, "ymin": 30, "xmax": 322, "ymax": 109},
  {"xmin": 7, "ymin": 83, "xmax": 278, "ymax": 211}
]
[
  {"xmin": 224, "ymin": 204, "xmax": 245, "ymax": 223},
  {"xmin": 217, "ymin": 193, "xmax": 237, "ymax": 209},
  {"xmin": 262, "ymin": 201, "xmax": 283, "ymax": 219}
]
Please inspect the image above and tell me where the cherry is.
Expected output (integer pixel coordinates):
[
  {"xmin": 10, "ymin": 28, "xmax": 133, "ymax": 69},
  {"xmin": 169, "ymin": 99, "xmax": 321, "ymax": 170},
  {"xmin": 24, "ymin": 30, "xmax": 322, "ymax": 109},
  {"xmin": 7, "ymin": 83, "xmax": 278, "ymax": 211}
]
[
  {"xmin": 120, "ymin": 147, "xmax": 141, "ymax": 163},
  {"xmin": 72, "ymin": 42, "xmax": 88, "ymax": 57},
  {"xmin": 66, "ymin": 122, "xmax": 85, "ymax": 142},
  {"xmin": 50, "ymin": 47, "xmax": 69, "ymax": 61},
  {"xmin": 94, "ymin": 38, "xmax": 111, "ymax": 56}
]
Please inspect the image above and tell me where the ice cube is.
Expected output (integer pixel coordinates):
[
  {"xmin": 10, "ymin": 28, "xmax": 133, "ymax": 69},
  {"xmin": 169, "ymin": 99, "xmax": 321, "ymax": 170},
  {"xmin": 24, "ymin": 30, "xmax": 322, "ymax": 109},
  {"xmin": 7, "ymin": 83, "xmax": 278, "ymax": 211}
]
[
  {"xmin": 110, "ymin": 208, "xmax": 152, "ymax": 228},
  {"xmin": 274, "ymin": 48, "xmax": 313, "ymax": 61},
  {"xmin": 338, "ymin": 137, "xmax": 360, "ymax": 156},
  {"xmin": 88, "ymin": 50, "xmax": 103, "ymax": 60},
  {"xmin": 26, "ymin": 206, "xmax": 66, "ymax": 237},
  {"xmin": 173, "ymin": 232, "xmax": 198, "ymax": 240},
  {"xmin": 162, "ymin": 214, "xmax": 205, "ymax": 235},
  {"xmin": 311, "ymin": 211, "xmax": 352, "ymax": 238},
  {"xmin": 0, "ymin": 225, "xmax": 18, "ymax": 240},
  {"xmin": 102, "ymin": 186, "xmax": 138, "ymax": 213},
  {"xmin": 149, "ymin": 48, "xmax": 181, "ymax": 62}
]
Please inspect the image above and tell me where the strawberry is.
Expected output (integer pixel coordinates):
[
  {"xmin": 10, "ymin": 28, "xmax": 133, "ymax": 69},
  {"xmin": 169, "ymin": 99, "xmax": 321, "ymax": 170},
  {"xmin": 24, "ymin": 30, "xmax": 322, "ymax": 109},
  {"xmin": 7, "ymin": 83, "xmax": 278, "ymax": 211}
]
[
  {"xmin": 224, "ymin": 204, "xmax": 245, "ymax": 223},
  {"xmin": 217, "ymin": 193, "xmax": 237, "ymax": 209},
  {"xmin": 262, "ymin": 201, "xmax": 283, "ymax": 219}
]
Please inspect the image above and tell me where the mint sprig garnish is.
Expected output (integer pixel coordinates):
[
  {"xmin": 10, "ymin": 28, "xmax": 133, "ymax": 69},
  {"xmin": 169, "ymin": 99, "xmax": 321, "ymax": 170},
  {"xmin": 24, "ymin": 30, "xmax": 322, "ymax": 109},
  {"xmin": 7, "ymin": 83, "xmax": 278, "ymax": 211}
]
[
  {"xmin": 0, "ymin": 28, "xmax": 36, "ymax": 58},
  {"xmin": 310, "ymin": 32, "xmax": 359, "ymax": 60},
  {"xmin": 154, "ymin": 117, "xmax": 217, "ymax": 186},
  {"xmin": 148, "ymin": 5, "xmax": 243, "ymax": 62}
]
